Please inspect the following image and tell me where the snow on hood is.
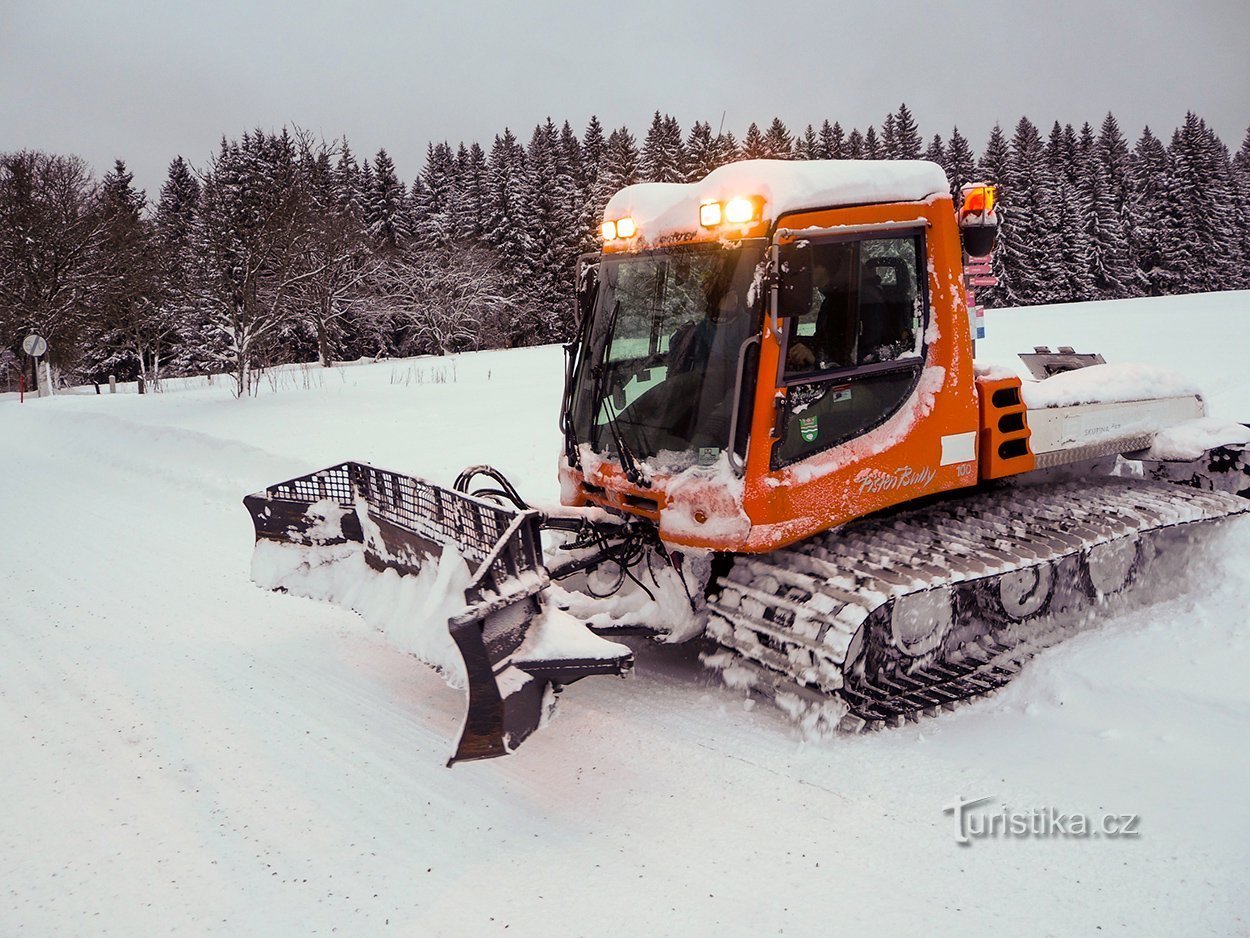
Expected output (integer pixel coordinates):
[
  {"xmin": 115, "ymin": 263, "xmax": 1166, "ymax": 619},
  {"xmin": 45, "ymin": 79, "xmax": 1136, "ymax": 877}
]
[
  {"xmin": 604, "ymin": 159, "xmax": 949, "ymax": 242},
  {"xmin": 1021, "ymin": 362, "xmax": 1202, "ymax": 409}
]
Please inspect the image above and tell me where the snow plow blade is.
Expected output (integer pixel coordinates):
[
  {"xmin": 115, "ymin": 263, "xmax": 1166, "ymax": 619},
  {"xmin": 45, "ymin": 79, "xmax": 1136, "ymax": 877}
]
[{"xmin": 243, "ymin": 462, "xmax": 632, "ymax": 765}]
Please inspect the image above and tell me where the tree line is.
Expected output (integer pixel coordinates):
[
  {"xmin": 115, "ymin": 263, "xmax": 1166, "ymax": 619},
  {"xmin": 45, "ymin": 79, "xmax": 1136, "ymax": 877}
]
[{"xmin": 1, "ymin": 105, "xmax": 1248, "ymax": 395}]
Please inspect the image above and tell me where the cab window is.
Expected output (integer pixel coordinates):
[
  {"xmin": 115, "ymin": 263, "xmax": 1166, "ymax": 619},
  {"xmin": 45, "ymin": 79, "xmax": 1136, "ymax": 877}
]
[{"xmin": 774, "ymin": 232, "xmax": 928, "ymax": 468}]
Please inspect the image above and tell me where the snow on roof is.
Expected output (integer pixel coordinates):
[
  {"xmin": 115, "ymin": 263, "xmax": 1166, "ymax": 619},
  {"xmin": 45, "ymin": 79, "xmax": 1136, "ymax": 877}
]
[{"xmin": 604, "ymin": 159, "xmax": 950, "ymax": 243}]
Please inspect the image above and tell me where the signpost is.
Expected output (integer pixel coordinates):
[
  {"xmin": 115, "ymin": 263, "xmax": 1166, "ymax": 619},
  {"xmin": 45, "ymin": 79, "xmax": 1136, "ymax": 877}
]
[
  {"xmin": 21, "ymin": 334, "xmax": 49, "ymax": 400},
  {"xmin": 962, "ymin": 259, "xmax": 996, "ymax": 344}
]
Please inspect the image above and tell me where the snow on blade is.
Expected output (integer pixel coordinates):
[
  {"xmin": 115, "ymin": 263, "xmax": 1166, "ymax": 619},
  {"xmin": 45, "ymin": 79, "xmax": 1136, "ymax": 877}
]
[{"xmin": 251, "ymin": 538, "xmax": 472, "ymax": 686}]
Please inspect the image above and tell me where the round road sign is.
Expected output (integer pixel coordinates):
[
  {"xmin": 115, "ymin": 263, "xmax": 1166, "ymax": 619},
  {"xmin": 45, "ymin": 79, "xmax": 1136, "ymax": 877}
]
[{"xmin": 22, "ymin": 334, "xmax": 47, "ymax": 357}]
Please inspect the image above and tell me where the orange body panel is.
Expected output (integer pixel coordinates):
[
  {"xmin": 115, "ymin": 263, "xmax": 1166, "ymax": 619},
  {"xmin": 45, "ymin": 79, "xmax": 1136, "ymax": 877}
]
[
  {"xmin": 975, "ymin": 375, "xmax": 1036, "ymax": 479},
  {"xmin": 561, "ymin": 195, "xmax": 984, "ymax": 553}
]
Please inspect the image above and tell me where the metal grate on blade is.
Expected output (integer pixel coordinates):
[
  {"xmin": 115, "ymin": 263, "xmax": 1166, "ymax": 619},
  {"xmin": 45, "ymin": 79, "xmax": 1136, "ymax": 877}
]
[{"xmin": 262, "ymin": 462, "xmax": 542, "ymax": 589}]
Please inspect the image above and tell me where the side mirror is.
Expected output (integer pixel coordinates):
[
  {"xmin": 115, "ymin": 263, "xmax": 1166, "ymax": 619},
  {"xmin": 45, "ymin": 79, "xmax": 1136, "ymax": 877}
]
[
  {"xmin": 777, "ymin": 242, "xmax": 813, "ymax": 319},
  {"xmin": 960, "ymin": 222, "xmax": 998, "ymax": 259}
]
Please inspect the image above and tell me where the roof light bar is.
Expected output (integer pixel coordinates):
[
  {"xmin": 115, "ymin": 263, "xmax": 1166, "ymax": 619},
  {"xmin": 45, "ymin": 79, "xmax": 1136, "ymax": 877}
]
[
  {"xmin": 600, "ymin": 216, "xmax": 637, "ymax": 241},
  {"xmin": 699, "ymin": 195, "xmax": 762, "ymax": 229},
  {"xmin": 699, "ymin": 201, "xmax": 722, "ymax": 227}
]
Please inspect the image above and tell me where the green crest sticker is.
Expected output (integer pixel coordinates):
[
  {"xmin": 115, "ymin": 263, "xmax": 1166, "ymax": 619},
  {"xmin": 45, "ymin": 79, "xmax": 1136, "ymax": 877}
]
[{"xmin": 798, "ymin": 415, "xmax": 819, "ymax": 443}]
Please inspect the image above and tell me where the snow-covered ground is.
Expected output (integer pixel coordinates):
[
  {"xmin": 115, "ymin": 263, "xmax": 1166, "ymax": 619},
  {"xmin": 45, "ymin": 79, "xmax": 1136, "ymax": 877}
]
[{"xmin": 3, "ymin": 290, "xmax": 1249, "ymax": 936}]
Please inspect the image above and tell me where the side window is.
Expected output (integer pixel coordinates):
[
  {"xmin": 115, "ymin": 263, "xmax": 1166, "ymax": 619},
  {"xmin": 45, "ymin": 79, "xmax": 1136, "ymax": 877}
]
[{"xmin": 774, "ymin": 232, "xmax": 928, "ymax": 468}]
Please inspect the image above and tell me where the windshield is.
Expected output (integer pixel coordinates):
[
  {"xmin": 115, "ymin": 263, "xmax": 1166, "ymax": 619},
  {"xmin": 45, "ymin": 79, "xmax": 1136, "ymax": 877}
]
[{"xmin": 569, "ymin": 242, "xmax": 765, "ymax": 470}]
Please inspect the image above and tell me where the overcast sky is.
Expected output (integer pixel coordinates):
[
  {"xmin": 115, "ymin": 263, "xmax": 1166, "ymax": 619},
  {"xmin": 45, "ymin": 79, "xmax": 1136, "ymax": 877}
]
[{"xmin": 2, "ymin": 0, "xmax": 1247, "ymax": 197}]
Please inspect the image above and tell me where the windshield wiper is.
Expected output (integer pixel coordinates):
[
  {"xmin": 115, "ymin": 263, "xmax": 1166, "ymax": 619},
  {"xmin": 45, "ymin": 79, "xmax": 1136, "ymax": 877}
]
[
  {"xmin": 588, "ymin": 300, "xmax": 620, "ymax": 453},
  {"xmin": 602, "ymin": 393, "xmax": 647, "ymax": 488},
  {"xmin": 561, "ymin": 341, "xmax": 580, "ymax": 465}
]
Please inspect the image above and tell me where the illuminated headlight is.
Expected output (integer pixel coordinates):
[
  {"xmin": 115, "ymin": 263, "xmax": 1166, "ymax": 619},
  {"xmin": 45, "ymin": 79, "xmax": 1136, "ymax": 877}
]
[
  {"xmin": 615, "ymin": 217, "xmax": 637, "ymax": 238},
  {"xmin": 724, "ymin": 196, "xmax": 757, "ymax": 224},
  {"xmin": 699, "ymin": 201, "xmax": 723, "ymax": 227},
  {"xmin": 600, "ymin": 220, "xmax": 617, "ymax": 240}
]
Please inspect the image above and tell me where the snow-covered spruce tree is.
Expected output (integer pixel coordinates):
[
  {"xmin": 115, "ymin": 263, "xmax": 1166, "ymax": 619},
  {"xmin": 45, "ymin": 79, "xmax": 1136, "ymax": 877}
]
[
  {"xmin": 1045, "ymin": 122, "xmax": 1076, "ymax": 186},
  {"xmin": 191, "ymin": 131, "xmax": 323, "ymax": 396},
  {"xmin": 483, "ymin": 127, "xmax": 531, "ymax": 282},
  {"xmin": 0, "ymin": 150, "xmax": 102, "ymax": 377},
  {"xmin": 819, "ymin": 120, "xmax": 845, "ymax": 160},
  {"xmin": 978, "ymin": 124, "xmax": 1011, "ymax": 187},
  {"xmin": 881, "ymin": 113, "xmax": 898, "ymax": 160},
  {"xmin": 1151, "ymin": 115, "xmax": 1238, "ymax": 294},
  {"xmin": 333, "ymin": 140, "xmax": 362, "ymax": 217},
  {"xmin": 1172, "ymin": 114, "xmax": 1240, "ymax": 292},
  {"xmin": 893, "ymin": 104, "xmax": 922, "ymax": 160},
  {"xmin": 600, "ymin": 127, "xmax": 642, "ymax": 195},
  {"xmin": 863, "ymin": 126, "xmax": 882, "ymax": 160},
  {"xmin": 663, "ymin": 115, "xmax": 686, "ymax": 176},
  {"xmin": 451, "ymin": 141, "xmax": 489, "ymax": 243},
  {"xmin": 846, "ymin": 129, "xmax": 865, "ymax": 160},
  {"xmin": 795, "ymin": 124, "xmax": 820, "ymax": 161},
  {"xmin": 945, "ymin": 127, "xmax": 977, "ymax": 202},
  {"xmin": 975, "ymin": 124, "xmax": 1012, "ymax": 307},
  {"xmin": 1043, "ymin": 124, "xmax": 1094, "ymax": 303},
  {"xmin": 1096, "ymin": 113, "xmax": 1147, "ymax": 296},
  {"xmin": 1000, "ymin": 117, "xmax": 1064, "ymax": 306},
  {"xmin": 1129, "ymin": 126, "xmax": 1177, "ymax": 296},
  {"xmin": 1157, "ymin": 126, "xmax": 1201, "ymax": 293},
  {"xmin": 1075, "ymin": 122, "xmax": 1127, "ymax": 299},
  {"xmin": 515, "ymin": 119, "xmax": 580, "ymax": 342},
  {"xmin": 365, "ymin": 148, "xmax": 410, "ymax": 253},
  {"xmin": 86, "ymin": 159, "xmax": 163, "ymax": 385},
  {"xmin": 924, "ymin": 134, "xmax": 947, "ymax": 169},
  {"xmin": 641, "ymin": 112, "xmax": 685, "ymax": 183},
  {"xmin": 713, "ymin": 130, "xmax": 740, "ymax": 167},
  {"xmin": 356, "ymin": 158, "xmax": 375, "ymax": 218},
  {"xmin": 581, "ymin": 116, "xmax": 609, "ymax": 218},
  {"xmin": 684, "ymin": 121, "xmax": 718, "ymax": 181},
  {"xmin": 411, "ymin": 141, "xmax": 459, "ymax": 249},
  {"xmin": 481, "ymin": 128, "xmax": 538, "ymax": 346},
  {"xmin": 557, "ymin": 121, "xmax": 596, "ymax": 259},
  {"xmin": 762, "ymin": 118, "xmax": 793, "ymax": 159},
  {"xmin": 1232, "ymin": 125, "xmax": 1250, "ymax": 286},
  {"xmin": 741, "ymin": 123, "xmax": 767, "ymax": 160},
  {"xmin": 153, "ymin": 156, "xmax": 209, "ymax": 376}
]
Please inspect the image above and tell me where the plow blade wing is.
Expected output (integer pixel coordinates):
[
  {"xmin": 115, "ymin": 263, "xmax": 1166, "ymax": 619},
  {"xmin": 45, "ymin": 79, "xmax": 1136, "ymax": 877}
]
[{"xmin": 244, "ymin": 462, "xmax": 632, "ymax": 765}]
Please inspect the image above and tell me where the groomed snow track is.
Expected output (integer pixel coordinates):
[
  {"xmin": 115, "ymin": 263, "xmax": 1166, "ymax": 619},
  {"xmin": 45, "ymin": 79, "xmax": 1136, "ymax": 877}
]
[{"xmin": 703, "ymin": 477, "xmax": 1249, "ymax": 732}]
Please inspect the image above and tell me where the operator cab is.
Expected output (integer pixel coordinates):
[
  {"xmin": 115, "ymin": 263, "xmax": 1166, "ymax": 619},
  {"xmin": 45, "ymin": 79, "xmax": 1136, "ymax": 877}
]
[
  {"xmin": 560, "ymin": 159, "xmax": 982, "ymax": 552},
  {"xmin": 567, "ymin": 241, "xmax": 766, "ymax": 473}
]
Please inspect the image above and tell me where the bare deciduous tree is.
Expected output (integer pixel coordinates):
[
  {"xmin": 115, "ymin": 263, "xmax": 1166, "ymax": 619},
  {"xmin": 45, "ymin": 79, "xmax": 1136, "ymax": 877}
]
[
  {"xmin": 0, "ymin": 151, "xmax": 103, "ymax": 376},
  {"xmin": 373, "ymin": 244, "xmax": 515, "ymax": 356}
]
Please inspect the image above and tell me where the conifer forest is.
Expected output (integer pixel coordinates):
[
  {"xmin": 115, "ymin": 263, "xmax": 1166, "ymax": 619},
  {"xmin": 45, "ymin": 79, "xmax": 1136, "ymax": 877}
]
[{"xmin": 2, "ymin": 104, "xmax": 1248, "ymax": 396}]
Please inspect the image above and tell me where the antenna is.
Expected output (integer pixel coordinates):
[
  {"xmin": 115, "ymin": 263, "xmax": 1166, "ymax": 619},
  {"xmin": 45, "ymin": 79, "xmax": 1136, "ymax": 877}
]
[{"xmin": 717, "ymin": 110, "xmax": 726, "ymax": 137}]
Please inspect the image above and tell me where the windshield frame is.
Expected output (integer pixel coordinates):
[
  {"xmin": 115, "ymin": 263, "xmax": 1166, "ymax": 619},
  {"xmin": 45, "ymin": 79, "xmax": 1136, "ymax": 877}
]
[{"xmin": 568, "ymin": 238, "xmax": 768, "ymax": 473}]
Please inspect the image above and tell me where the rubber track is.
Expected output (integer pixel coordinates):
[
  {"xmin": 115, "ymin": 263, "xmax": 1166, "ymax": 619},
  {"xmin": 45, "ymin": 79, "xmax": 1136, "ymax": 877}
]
[{"xmin": 704, "ymin": 478, "xmax": 1247, "ymax": 731}]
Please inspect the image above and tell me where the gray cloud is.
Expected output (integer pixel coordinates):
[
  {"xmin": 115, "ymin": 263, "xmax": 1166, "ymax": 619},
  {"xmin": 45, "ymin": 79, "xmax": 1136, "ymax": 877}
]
[{"xmin": 2, "ymin": 0, "xmax": 1247, "ymax": 197}]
